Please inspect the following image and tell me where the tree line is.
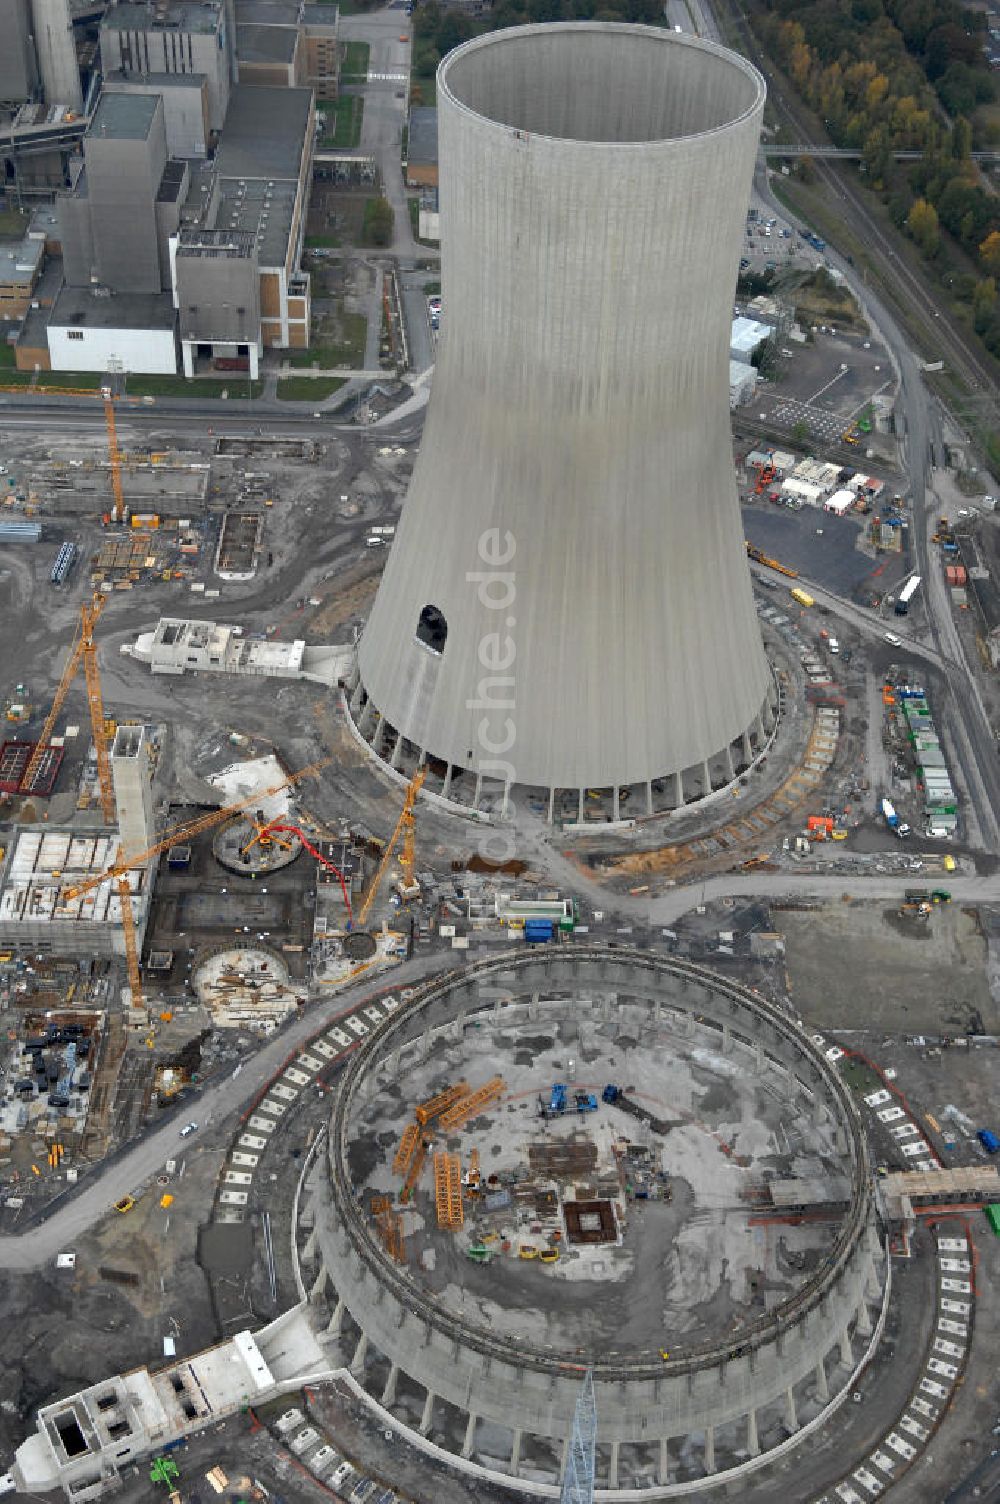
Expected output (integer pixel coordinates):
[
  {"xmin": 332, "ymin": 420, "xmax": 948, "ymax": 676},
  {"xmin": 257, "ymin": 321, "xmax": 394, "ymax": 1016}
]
[{"xmin": 760, "ymin": 0, "xmax": 1000, "ymax": 358}]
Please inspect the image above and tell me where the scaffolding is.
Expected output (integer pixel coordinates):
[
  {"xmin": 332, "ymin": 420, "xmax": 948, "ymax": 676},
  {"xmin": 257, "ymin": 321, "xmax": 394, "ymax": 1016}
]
[
  {"xmin": 433, "ymin": 1151, "xmax": 464, "ymax": 1229},
  {"xmin": 399, "ymin": 1137, "xmax": 427, "ymax": 1204},
  {"xmin": 392, "ymin": 1121, "xmax": 421, "ymax": 1176},
  {"xmin": 415, "ymin": 1081, "xmax": 469, "ymax": 1127},
  {"xmin": 560, "ymin": 1368, "xmax": 597, "ymax": 1504},
  {"xmin": 373, "ymin": 1200, "xmax": 406, "ymax": 1264},
  {"xmin": 438, "ymin": 1076, "xmax": 505, "ymax": 1132},
  {"xmin": 464, "ymin": 1147, "xmax": 481, "ymax": 1195}
]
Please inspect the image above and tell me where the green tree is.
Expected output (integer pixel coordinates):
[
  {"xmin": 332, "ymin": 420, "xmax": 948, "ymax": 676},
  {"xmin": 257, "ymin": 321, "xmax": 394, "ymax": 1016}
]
[
  {"xmin": 951, "ymin": 116, "xmax": 972, "ymax": 161},
  {"xmin": 973, "ymin": 278, "xmax": 997, "ymax": 333},
  {"xmin": 980, "ymin": 230, "xmax": 1000, "ymax": 278},
  {"xmin": 907, "ymin": 197, "xmax": 940, "ymax": 253},
  {"xmin": 364, "ymin": 196, "xmax": 394, "ymax": 247}
]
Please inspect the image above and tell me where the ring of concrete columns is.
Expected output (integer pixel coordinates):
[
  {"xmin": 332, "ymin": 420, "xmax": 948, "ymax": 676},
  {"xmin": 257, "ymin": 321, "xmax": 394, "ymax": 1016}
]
[
  {"xmin": 307, "ymin": 949, "xmax": 887, "ymax": 1494},
  {"xmin": 344, "ymin": 663, "xmax": 780, "ymax": 824}
]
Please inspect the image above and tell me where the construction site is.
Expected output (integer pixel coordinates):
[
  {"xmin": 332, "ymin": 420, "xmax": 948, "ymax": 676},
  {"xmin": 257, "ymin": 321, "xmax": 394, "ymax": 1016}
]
[{"xmin": 302, "ymin": 949, "xmax": 885, "ymax": 1492}]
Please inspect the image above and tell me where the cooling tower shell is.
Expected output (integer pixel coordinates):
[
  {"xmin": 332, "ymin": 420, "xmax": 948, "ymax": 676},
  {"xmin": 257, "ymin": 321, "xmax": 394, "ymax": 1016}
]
[{"xmin": 352, "ymin": 24, "xmax": 776, "ymax": 814}]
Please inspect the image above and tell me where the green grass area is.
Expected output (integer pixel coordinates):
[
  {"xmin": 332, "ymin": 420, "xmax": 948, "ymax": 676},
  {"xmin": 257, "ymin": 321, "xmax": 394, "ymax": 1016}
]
[
  {"xmin": 0, "ymin": 209, "xmax": 28, "ymax": 237},
  {"xmin": 362, "ymin": 196, "xmax": 394, "ymax": 247},
  {"xmin": 422, "ymin": 280, "xmax": 441, "ymax": 295},
  {"xmin": 321, "ymin": 94, "xmax": 363, "ymax": 149},
  {"xmin": 341, "ymin": 40, "xmax": 370, "ymax": 78},
  {"xmin": 410, "ymin": 75, "xmax": 436, "ymax": 107},
  {"xmin": 125, "ymin": 375, "xmax": 264, "ymax": 400},
  {"xmin": 0, "ymin": 370, "xmax": 105, "ymax": 390},
  {"xmin": 0, "ymin": 344, "xmax": 16, "ymax": 369},
  {"xmin": 276, "ymin": 375, "xmax": 347, "ymax": 401},
  {"xmin": 305, "ymin": 233, "xmax": 341, "ymax": 249},
  {"xmin": 287, "ymin": 311, "xmax": 367, "ymax": 369}
]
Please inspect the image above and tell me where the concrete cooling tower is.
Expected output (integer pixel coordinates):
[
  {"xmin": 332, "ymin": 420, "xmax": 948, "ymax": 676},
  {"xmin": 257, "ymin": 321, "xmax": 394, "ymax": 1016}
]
[{"xmin": 348, "ymin": 23, "xmax": 778, "ymax": 823}]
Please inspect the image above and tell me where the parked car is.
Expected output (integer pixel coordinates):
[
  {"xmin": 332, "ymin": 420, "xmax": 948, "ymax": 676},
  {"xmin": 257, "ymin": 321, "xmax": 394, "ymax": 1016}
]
[{"xmin": 180, "ymin": 1121, "xmax": 198, "ymax": 1138}]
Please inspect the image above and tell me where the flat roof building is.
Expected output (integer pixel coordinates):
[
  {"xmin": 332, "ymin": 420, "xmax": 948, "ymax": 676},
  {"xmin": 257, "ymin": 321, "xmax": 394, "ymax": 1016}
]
[
  {"xmin": 173, "ymin": 83, "xmax": 314, "ymax": 371},
  {"xmin": 0, "ymin": 236, "xmax": 45, "ymax": 322},
  {"xmin": 104, "ymin": 71, "xmax": 211, "ymax": 158},
  {"xmin": 100, "ymin": 0, "xmax": 233, "ymax": 135},
  {"xmin": 406, "ymin": 106, "xmax": 438, "ymax": 188},
  {"xmin": 730, "ymin": 314, "xmax": 773, "ymax": 362}
]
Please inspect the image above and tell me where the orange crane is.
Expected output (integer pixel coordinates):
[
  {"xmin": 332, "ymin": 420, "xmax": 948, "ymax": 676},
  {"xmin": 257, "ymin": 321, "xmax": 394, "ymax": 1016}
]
[
  {"xmin": 356, "ymin": 765, "xmax": 427, "ymax": 928},
  {"xmin": 62, "ymin": 755, "xmax": 334, "ymax": 906},
  {"xmin": 21, "ymin": 591, "xmax": 111, "ymax": 805},
  {"xmin": 61, "ymin": 756, "xmax": 332, "ymax": 1012},
  {"xmin": 0, "ymin": 375, "xmax": 139, "ymax": 522},
  {"xmin": 241, "ymin": 817, "xmax": 353, "ymax": 926}
]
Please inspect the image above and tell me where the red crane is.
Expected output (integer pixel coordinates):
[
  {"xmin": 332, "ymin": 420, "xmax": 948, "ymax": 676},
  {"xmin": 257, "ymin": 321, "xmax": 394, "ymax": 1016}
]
[{"xmin": 251, "ymin": 820, "xmax": 354, "ymax": 927}]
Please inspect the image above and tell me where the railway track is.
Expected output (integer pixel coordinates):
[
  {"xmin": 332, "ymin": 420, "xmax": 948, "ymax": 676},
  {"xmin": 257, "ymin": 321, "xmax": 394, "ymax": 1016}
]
[{"xmin": 722, "ymin": 0, "xmax": 1000, "ymax": 411}]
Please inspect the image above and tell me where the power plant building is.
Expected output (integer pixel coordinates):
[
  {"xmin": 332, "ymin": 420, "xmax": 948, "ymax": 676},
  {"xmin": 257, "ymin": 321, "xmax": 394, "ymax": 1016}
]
[{"xmin": 349, "ymin": 25, "xmax": 777, "ymax": 823}]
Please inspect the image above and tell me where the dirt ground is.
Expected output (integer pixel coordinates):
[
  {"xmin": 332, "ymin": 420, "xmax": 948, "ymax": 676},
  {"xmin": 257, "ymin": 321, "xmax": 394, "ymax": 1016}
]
[
  {"xmin": 0, "ymin": 1131, "xmax": 222, "ymax": 1469},
  {"xmin": 778, "ymin": 899, "xmax": 995, "ymax": 1034}
]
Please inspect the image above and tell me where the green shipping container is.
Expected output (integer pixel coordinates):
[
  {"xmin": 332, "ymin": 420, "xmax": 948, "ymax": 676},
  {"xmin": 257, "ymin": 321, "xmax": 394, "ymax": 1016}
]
[{"xmin": 986, "ymin": 1204, "xmax": 1000, "ymax": 1237}]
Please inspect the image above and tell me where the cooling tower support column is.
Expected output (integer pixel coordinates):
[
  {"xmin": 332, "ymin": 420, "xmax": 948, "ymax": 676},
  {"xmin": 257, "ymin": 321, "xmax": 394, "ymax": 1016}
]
[{"xmin": 351, "ymin": 24, "xmax": 774, "ymax": 821}]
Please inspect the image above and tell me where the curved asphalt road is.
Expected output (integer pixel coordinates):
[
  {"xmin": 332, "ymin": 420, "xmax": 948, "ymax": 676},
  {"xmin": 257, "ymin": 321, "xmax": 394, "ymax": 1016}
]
[{"xmin": 2, "ymin": 870, "xmax": 1000, "ymax": 1269}]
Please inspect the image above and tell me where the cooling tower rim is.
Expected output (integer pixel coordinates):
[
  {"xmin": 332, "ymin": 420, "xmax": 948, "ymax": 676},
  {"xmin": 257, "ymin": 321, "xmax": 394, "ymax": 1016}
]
[{"xmin": 437, "ymin": 22, "xmax": 766, "ymax": 149}]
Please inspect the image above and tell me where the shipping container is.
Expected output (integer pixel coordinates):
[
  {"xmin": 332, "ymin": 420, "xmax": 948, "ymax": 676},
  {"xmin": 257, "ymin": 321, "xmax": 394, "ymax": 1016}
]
[
  {"xmin": 985, "ymin": 1204, "xmax": 1000, "ymax": 1236},
  {"xmin": 524, "ymin": 919, "xmax": 555, "ymax": 944}
]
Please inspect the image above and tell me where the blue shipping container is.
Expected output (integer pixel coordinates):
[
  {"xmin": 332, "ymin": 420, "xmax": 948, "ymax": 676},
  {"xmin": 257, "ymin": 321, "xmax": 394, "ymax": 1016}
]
[
  {"xmin": 978, "ymin": 1129, "xmax": 1000, "ymax": 1154},
  {"xmin": 524, "ymin": 919, "xmax": 555, "ymax": 943}
]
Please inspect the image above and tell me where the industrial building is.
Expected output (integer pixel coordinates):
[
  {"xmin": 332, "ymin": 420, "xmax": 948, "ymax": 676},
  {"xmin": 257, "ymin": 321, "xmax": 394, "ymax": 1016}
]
[
  {"xmin": 126, "ymin": 616, "xmax": 351, "ymax": 686},
  {"xmin": 351, "ymin": 25, "xmax": 777, "ymax": 822},
  {"xmin": 0, "ymin": 725, "xmax": 156, "ymax": 958},
  {"xmin": 729, "ymin": 357, "xmax": 757, "ymax": 408},
  {"xmin": 10, "ymin": 1308, "xmax": 330, "ymax": 1500},
  {"xmin": 173, "ymin": 84, "xmax": 315, "ymax": 374},
  {"xmin": 99, "ymin": 0, "xmax": 233, "ymax": 137},
  {"xmin": 27, "ymin": 76, "xmax": 314, "ymax": 375},
  {"xmin": 405, "ymin": 106, "xmax": 439, "ymax": 188},
  {"xmin": 304, "ymin": 948, "xmax": 886, "ymax": 1493},
  {"xmin": 730, "ymin": 315, "xmax": 774, "ymax": 364}
]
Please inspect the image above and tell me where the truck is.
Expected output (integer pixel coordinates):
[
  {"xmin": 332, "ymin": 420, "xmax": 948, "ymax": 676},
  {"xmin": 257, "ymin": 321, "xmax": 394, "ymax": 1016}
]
[
  {"xmin": 894, "ymin": 574, "xmax": 921, "ymax": 616},
  {"xmin": 524, "ymin": 918, "xmax": 555, "ymax": 944},
  {"xmin": 880, "ymin": 798, "xmax": 912, "ymax": 839}
]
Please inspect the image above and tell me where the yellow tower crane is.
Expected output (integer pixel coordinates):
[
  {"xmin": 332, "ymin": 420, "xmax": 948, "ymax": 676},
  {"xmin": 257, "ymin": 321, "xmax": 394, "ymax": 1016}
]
[
  {"xmin": 21, "ymin": 592, "xmax": 111, "ymax": 811},
  {"xmin": 0, "ymin": 373, "xmax": 137, "ymax": 522},
  {"xmin": 102, "ymin": 380, "xmax": 126, "ymax": 524},
  {"xmin": 62, "ymin": 756, "xmax": 333, "ymax": 1014},
  {"xmin": 356, "ymin": 765, "xmax": 427, "ymax": 929}
]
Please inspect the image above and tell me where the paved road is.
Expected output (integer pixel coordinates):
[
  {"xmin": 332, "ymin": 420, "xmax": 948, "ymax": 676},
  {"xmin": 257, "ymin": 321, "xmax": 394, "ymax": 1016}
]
[
  {"xmin": 0, "ymin": 950, "xmax": 446, "ymax": 1270},
  {"xmin": 6, "ymin": 863, "xmax": 1000, "ymax": 1266},
  {"xmin": 339, "ymin": 4, "xmax": 422, "ymax": 260}
]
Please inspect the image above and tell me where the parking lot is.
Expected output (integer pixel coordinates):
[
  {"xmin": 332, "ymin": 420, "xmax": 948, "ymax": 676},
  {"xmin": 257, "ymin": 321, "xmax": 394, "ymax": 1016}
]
[{"xmin": 743, "ymin": 502, "xmax": 909, "ymax": 597}]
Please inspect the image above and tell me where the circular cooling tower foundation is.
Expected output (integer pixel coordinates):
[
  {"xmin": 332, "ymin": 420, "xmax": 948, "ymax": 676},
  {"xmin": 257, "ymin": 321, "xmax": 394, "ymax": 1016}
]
[
  {"xmin": 302, "ymin": 948, "xmax": 887, "ymax": 1496},
  {"xmin": 213, "ymin": 817, "xmax": 302, "ymax": 875}
]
